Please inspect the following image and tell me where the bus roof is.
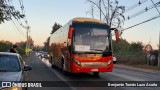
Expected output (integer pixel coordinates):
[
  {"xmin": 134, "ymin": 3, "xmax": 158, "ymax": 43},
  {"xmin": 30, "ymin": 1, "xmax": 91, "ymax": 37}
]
[{"xmin": 73, "ymin": 17, "xmax": 107, "ymax": 25}]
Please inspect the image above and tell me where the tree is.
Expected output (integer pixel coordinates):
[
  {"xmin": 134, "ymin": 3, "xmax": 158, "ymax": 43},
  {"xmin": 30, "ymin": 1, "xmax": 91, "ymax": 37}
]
[
  {"xmin": 112, "ymin": 39, "xmax": 130, "ymax": 54},
  {"xmin": 50, "ymin": 22, "xmax": 62, "ymax": 34},
  {"xmin": 86, "ymin": 0, "xmax": 125, "ymax": 29},
  {"xmin": 0, "ymin": 0, "xmax": 25, "ymax": 23},
  {"xmin": 129, "ymin": 42, "xmax": 144, "ymax": 53},
  {"xmin": 32, "ymin": 45, "xmax": 43, "ymax": 52},
  {"xmin": 0, "ymin": 40, "xmax": 12, "ymax": 52},
  {"xmin": 112, "ymin": 39, "xmax": 144, "ymax": 55},
  {"xmin": 44, "ymin": 22, "xmax": 62, "ymax": 51},
  {"xmin": 16, "ymin": 41, "xmax": 26, "ymax": 55},
  {"xmin": 43, "ymin": 37, "xmax": 50, "ymax": 51}
]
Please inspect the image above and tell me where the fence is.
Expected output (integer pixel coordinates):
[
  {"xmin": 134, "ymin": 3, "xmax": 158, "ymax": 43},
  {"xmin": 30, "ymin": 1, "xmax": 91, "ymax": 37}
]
[{"xmin": 116, "ymin": 54, "xmax": 146, "ymax": 65}]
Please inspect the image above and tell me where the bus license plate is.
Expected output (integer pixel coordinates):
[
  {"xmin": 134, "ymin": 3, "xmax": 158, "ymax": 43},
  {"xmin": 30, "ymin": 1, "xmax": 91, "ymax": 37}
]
[{"xmin": 91, "ymin": 69, "xmax": 98, "ymax": 71}]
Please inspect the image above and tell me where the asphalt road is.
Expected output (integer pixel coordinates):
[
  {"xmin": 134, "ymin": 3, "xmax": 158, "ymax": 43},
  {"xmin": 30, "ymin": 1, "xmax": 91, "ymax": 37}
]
[{"xmin": 25, "ymin": 53, "xmax": 160, "ymax": 90}]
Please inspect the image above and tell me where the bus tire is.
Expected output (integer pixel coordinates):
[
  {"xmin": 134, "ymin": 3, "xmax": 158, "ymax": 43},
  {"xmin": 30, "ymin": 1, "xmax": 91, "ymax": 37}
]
[
  {"xmin": 51, "ymin": 57, "xmax": 55, "ymax": 68},
  {"xmin": 62, "ymin": 59, "xmax": 67, "ymax": 75},
  {"xmin": 113, "ymin": 61, "xmax": 117, "ymax": 64},
  {"xmin": 93, "ymin": 72, "xmax": 100, "ymax": 77}
]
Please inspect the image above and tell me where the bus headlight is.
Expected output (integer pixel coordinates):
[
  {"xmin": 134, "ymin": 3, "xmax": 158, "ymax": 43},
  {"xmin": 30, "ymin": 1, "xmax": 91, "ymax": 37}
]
[
  {"xmin": 72, "ymin": 58, "xmax": 81, "ymax": 66},
  {"xmin": 107, "ymin": 60, "xmax": 112, "ymax": 65}
]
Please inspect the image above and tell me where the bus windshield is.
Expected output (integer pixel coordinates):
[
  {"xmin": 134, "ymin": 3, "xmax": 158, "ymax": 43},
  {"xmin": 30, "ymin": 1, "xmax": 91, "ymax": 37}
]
[{"xmin": 73, "ymin": 23, "xmax": 110, "ymax": 53}]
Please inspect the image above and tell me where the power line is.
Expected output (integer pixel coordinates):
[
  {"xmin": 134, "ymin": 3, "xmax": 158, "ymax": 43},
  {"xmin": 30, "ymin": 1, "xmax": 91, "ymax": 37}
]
[
  {"xmin": 5, "ymin": 0, "xmax": 26, "ymax": 37},
  {"xmin": 11, "ymin": 21, "xmax": 23, "ymax": 41},
  {"xmin": 87, "ymin": 0, "xmax": 107, "ymax": 21},
  {"xmin": 125, "ymin": 0, "xmax": 147, "ymax": 13},
  {"xmin": 17, "ymin": 0, "xmax": 31, "ymax": 55},
  {"xmin": 6, "ymin": 0, "xmax": 30, "ymax": 37},
  {"xmin": 8, "ymin": 0, "xmax": 28, "ymax": 29},
  {"xmin": 122, "ymin": 14, "xmax": 160, "ymax": 31},
  {"xmin": 127, "ymin": 1, "xmax": 160, "ymax": 20},
  {"xmin": 122, "ymin": 0, "xmax": 160, "ymax": 31},
  {"xmin": 11, "ymin": 19, "xmax": 26, "ymax": 38},
  {"xmin": 102, "ymin": 0, "xmax": 109, "ymax": 23},
  {"xmin": 150, "ymin": 0, "xmax": 160, "ymax": 15}
]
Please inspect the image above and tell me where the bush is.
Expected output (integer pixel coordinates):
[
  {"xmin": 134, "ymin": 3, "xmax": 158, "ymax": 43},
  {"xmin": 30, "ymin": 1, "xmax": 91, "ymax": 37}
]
[{"xmin": 0, "ymin": 41, "xmax": 12, "ymax": 52}]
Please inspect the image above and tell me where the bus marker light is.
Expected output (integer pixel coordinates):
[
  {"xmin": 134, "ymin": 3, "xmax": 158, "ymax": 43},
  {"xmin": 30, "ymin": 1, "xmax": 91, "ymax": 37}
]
[{"xmin": 91, "ymin": 69, "xmax": 98, "ymax": 71}]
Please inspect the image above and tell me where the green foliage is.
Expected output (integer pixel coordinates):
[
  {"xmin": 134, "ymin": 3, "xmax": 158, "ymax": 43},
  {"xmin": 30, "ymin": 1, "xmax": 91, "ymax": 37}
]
[
  {"xmin": 0, "ymin": 0, "xmax": 25, "ymax": 23},
  {"xmin": 0, "ymin": 40, "xmax": 28, "ymax": 55},
  {"xmin": 112, "ymin": 39, "xmax": 130, "ymax": 55},
  {"xmin": 43, "ymin": 22, "xmax": 62, "ymax": 52},
  {"xmin": 16, "ymin": 41, "xmax": 27, "ymax": 55},
  {"xmin": 113, "ymin": 39, "xmax": 144, "ymax": 55},
  {"xmin": 112, "ymin": 39, "xmax": 145, "ymax": 64},
  {"xmin": 32, "ymin": 45, "xmax": 43, "ymax": 51},
  {"xmin": 0, "ymin": 40, "xmax": 12, "ymax": 52},
  {"xmin": 43, "ymin": 37, "xmax": 50, "ymax": 52},
  {"xmin": 50, "ymin": 22, "xmax": 62, "ymax": 34},
  {"xmin": 129, "ymin": 42, "xmax": 144, "ymax": 53}
]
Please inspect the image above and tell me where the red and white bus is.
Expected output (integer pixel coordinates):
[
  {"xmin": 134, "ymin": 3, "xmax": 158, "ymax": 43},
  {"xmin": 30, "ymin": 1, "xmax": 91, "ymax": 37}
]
[{"xmin": 49, "ymin": 17, "xmax": 115, "ymax": 76}]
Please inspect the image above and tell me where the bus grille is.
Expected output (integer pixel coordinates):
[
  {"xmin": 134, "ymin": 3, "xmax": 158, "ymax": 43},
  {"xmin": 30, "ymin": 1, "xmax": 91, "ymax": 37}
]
[{"xmin": 81, "ymin": 62, "xmax": 107, "ymax": 68}]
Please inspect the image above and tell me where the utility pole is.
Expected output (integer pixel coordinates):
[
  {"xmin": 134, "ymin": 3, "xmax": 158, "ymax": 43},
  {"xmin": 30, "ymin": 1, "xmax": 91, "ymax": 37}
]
[
  {"xmin": 99, "ymin": 0, "xmax": 102, "ymax": 21},
  {"xmin": 25, "ymin": 26, "xmax": 30, "ymax": 56},
  {"xmin": 28, "ymin": 29, "xmax": 31, "ymax": 51},
  {"xmin": 25, "ymin": 21, "xmax": 28, "ymax": 49},
  {"xmin": 151, "ymin": 0, "xmax": 160, "ymax": 66},
  {"xmin": 91, "ymin": 5, "xmax": 94, "ymax": 18},
  {"xmin": 107, "ymin": 0, "xmax": 110, "ymax": 24},
  {"xmin": 158, "ymin": 31, "xmax": 160, "ymax": 66}
]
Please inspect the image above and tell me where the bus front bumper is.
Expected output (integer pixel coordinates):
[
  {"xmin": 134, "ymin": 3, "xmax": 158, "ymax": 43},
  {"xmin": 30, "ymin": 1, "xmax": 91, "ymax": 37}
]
[{"xmin": 71, "ymin": 62, "xmax": 113, "ymax": 73}]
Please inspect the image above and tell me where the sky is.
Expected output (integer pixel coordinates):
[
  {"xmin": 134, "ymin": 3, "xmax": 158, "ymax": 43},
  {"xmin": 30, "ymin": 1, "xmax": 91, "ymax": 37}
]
[{"xmin": 0, "ymin": 0, "xmax": 160, "ymax": 49}]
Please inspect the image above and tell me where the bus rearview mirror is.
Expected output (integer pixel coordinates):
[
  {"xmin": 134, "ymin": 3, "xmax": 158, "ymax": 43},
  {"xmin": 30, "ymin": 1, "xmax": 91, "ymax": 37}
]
[
  {"xmin": 115, "ymin": 30, "xmax": 120, "ymax": 41},
  {"xmin": 68, "ymin": 27, "xmax": 74, "ymax": 39}
]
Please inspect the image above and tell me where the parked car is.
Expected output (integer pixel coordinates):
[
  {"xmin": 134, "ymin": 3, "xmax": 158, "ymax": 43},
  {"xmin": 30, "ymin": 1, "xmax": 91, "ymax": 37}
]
[
  {"xmin": 36, "ymin": 51, "xmax": 44, "ymax": 57},
  {"xmin": 0, "ymin": 52, "xmax": 32, "ymax": 90},
  {"xmin": 40, "ymin": 52, "xmax": 49, "ymax": 59}
]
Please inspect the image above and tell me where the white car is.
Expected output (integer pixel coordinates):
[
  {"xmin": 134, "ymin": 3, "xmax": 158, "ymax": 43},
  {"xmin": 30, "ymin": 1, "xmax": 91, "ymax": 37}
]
[{"xmin": 0, "ymin": 52, "xmax": 32, "ymax": 90}]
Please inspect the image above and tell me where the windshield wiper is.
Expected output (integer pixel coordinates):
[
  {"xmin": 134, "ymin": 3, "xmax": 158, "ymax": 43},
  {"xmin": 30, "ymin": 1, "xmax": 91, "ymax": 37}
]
[
  {"xmin": 0, "ymin": 69, "xmax": 8, "ymax": 72},
  {"xmin": 90, "ymin": 49, "xmax": 104, "ymax": 51},
  {"xmin": 102, "ymin": 51, "xmax": 112, "ymax": 57}
]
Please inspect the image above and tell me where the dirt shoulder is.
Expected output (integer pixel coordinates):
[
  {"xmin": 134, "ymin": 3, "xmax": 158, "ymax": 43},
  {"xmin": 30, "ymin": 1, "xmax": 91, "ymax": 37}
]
[{"xmin": 114, "ymin": 64, "xmax": 160, "ymax": 74}]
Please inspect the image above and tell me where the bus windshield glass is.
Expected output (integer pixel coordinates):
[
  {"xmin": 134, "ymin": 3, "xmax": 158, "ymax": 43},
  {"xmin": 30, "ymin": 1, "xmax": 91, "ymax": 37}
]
[{"xmin": 73, "ymin": 23, "xmax": 110, "ymax": 53}]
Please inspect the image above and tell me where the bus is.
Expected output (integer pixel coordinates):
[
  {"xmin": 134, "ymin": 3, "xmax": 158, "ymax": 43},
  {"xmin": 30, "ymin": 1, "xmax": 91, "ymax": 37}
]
[{"xmin": 49, "ymin": 17, "xmax": 117, "ymax": 76}]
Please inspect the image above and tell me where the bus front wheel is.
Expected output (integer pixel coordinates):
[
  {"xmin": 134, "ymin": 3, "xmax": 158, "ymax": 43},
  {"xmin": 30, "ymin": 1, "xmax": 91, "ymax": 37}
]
[
  {"xmin": 62, "ymin": 60, "xmax": 67, "ymax": 75},
  {"xmin": 51, "ymin": 57, "xmax": 55, "ymax": 68},
  {"xmin": 93, "ymin": 72, "xmax": 100, "ymax": 77}
]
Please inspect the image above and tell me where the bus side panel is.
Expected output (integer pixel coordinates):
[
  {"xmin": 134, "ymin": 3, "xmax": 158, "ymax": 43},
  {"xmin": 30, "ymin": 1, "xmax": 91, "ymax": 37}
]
[
  {"xmin": 49, "ymin": 21, "xmax": 73, "ymax": 71},
  {"xmin": 49, "ymin": 27, "xmax": 67, "ymax": 69},
  {"xmin": 60, "ymin": 23, "xmax": 73, "ymax": 71}
]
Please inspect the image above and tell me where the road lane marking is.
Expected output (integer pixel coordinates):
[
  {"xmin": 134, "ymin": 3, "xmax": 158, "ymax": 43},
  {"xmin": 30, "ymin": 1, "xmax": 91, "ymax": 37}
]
[{"xmin": 40, "ymin": 58, "xmax": 77, "ymax": 90}]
